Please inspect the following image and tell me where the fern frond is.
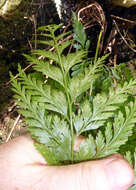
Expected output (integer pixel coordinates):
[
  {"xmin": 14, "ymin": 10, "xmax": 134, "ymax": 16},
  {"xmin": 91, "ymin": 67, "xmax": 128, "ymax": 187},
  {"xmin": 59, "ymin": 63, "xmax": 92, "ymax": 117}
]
[
  {"xmin": 125, "ymin": 151, "xmax": 133, "ymax": 167},
  {"xmin": 24, "ymin": 55, "xmax": 64, "ymax": 86},
  {"xmin": 129, "ymin": 185, "xmax": 136, "ymax": 190},
  {"xmin": 57, "ymin": 40, "xmax": 72, "ymax": 54},
  {"xmin": 69, "ymin": 58, "xmax": 103, "ymax": 102},
  {"xmin": 63, "ymin": 51, "xmax": 86, "ymax": 74},
  {"xmin": 96, "ymin": 53, "xmax": 110, "ymax": 66},
  {"xmin": 32, "ymin": 115, "xmax": 72, "ymax": 165},
  {"xmin": 74, "ymin": 135, "xmax": 96, "ymax": 162},
  {"xmin": 74, "ymin": 79, "xmax": 136, "ymax": 135},
  {"xmin": 72, "ymin": 12, "xmax": 90, "ymax": 50},
  {"xmin": 11, "ymin": 68, "xmax": 68, "ymax": 117},
  {"xmin": 95, "ymin": 101, "xmax": 136, "ymax": 158},
  {"xmin": 37, "ymin": 40, "xmax": 55, "ymax": 47},
  {"xmin": 38, "ymin": 24, "xmax": 63, "ymax": 33},
  {"xmin": 75, "ymin": 100, "xmax": 136, "ymax": 161},
  {"xmin": 37, "ymin": 24, "xmax": 72, "ymax": 55},
  {"xmin": 11, "ymin": 20, "xmax": 136, "ymax": 167},
  {"xmin": 32, "ymin": 50, "xmax": 59, "ymax": 63},
  {"xmin": 33, "ymin": 60, "xmax": 64, "ymax": 87}
]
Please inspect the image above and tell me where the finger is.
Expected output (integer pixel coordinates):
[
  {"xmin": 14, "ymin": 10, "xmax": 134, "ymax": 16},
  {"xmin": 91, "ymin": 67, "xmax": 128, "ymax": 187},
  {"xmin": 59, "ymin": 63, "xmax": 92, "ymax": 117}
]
[
  {"xmin": 42, "ymin": 154, "xmax": 134, "ymax": 190},
  {"xmin": 0, "ymin": 135, "xmax": 134, "ymax": 190},
  {"xmin": 0, "ymin": 134, "xmax": 47, "ymax": 165}
]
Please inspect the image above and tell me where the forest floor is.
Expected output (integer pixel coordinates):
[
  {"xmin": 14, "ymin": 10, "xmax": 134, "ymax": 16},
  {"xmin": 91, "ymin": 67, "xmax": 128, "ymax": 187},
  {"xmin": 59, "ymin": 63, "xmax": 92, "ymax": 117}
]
[{"xmin": 0, "ymin": 64, "xmax": 27, "ymax": 143}]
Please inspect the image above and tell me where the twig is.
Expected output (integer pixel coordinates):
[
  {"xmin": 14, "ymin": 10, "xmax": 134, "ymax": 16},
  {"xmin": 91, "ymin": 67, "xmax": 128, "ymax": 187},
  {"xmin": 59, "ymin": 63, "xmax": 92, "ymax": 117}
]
[
  {"xmin": 113, "ymin": 20, "xmax": 136, "ymax": 53},
  {"xmin": 6, "ymin": 114, "xmax": 21, "ymax": 142},
  {"xmin": 111, "ymin": 15, "xmax": 136, "ymax": 25},
  {"xmin": 6, "ymin": 64, "xmax": 33, "ymax": 85},
  {"xmin": 28, "ymin": 39, "xmax": 33, "ymax": 50},
  {"xmin": 113, "ymin": 54, "xmax": 117, "ymax": 89}
]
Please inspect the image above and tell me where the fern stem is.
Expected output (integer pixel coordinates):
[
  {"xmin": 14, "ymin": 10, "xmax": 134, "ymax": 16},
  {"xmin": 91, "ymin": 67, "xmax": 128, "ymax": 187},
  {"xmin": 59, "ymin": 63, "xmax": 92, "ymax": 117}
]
[
  {"xmin": 67, "ymin": 96, "xmax": 74, "ymax": 162},
  {"xmin": 94, "ymin": 29, "xmax": 103, "ymax": 64},
  {"xmin": 54, "ymin": 36, "xmax": 74, "ymax": 163},
  {"xmin": 60, "ymin": 61, "xmax": 74, "ymax": 163}
]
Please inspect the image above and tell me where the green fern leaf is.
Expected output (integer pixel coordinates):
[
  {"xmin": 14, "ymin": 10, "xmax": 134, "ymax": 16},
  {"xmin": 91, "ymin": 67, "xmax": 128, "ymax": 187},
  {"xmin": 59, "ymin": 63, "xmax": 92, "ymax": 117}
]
[
  {"xmin": 129, "ymin": 185, "xmax": 136, "ymax": 190},
  {"xmin": 105, "ymin": 122, "xmax": 113, "ymax": 144},
  {"xmin": 35, "ymin": 143, "xmax": 61, "ymax": 165},
  {"xmin": 69, "ymin": 60, "xmax": 103, "ymax": 102},
  {"xmin": 12, "ymin": 69, "xmax": 68, "ymax": 117},
  {"xmin": 72, "ymin": 12, "xmax": 89, "ymax": 50},
  {"xmin": 37, "ymin": 40, "xmax": 55, "ymax": 47},
  {"xmin": 57, "ymin": 40, "xmax": 72, "ymax": 55},
  {"xmin": 38, "ymin": 24, "xmax": 63, "ymax": 33},
  {"xmin": 31, "ymin": 115, "xmax": 72, "ymax": 165},
  {"xmin": 11, "ymin": 21, "xmax": 136, "ymax": 167},
  {"xmin": 63, "ymin": 51, "xmax": 86, "ymax": 74},
  {"xmin": 23, "ymin": 55, "xmax": 64, "ymax": 86},
  {"xmin": 33, "ymin": 60, "xmax": 64, "ymax": 87},
  {"xmin": 95, "ymin": 131, "xmax": 105, "ymax": 153},
  {"xmin": 74, "ymin": 135, "xmax": 96, "ymax": 162},
  {"xmin": 75, "ymin": 100, "xmax": 136, "ymax": 161},
  {"xmin": 74, "ymin": 79, "xmax": 136, "ymax": 135},
  {"xmin": 32, "ymin": 50, "xmax": 59, "ymax": 63},
  {"xmin": 95, "ymin": 101, "xmax": 136, "ymax": 158},
  {"xmin": 125, "ymin": 151, "xmax": 133, "ymax": 167}
]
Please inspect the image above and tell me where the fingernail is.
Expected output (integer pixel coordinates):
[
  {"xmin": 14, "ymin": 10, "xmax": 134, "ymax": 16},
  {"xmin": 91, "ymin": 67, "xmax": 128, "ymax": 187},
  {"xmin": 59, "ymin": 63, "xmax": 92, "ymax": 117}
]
[{"xmin": 106, "ymin": 158, "xmax": 134, "ymax": 189}]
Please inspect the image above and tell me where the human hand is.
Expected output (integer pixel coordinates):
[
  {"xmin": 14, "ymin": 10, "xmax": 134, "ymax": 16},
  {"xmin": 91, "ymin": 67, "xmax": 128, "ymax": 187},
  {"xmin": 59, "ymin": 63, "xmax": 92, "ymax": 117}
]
[{"xmin": 0, "ymin": 134, "xmax": 134, "ymax": 190}]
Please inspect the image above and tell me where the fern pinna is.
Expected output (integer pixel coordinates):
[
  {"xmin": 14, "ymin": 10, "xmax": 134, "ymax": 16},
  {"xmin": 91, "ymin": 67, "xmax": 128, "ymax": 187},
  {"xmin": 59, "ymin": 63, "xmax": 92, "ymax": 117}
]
[{"xmin": 11, "ymin": 21, "xmax": 136, "ymax": 188}]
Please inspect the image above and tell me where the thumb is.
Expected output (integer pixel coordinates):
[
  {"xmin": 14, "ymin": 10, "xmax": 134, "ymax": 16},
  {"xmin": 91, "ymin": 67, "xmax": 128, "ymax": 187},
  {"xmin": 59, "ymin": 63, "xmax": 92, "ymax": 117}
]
[{"xmin": 44, "ymin": 154, "xmax": 134, "ymax": 190}]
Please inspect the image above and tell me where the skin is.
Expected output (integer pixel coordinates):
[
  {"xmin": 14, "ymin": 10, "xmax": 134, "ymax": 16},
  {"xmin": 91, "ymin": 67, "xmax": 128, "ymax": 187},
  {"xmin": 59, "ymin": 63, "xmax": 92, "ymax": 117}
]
[{"xmin": 0, "ymin": 134, "xmax": 134, "ymax": 190}]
